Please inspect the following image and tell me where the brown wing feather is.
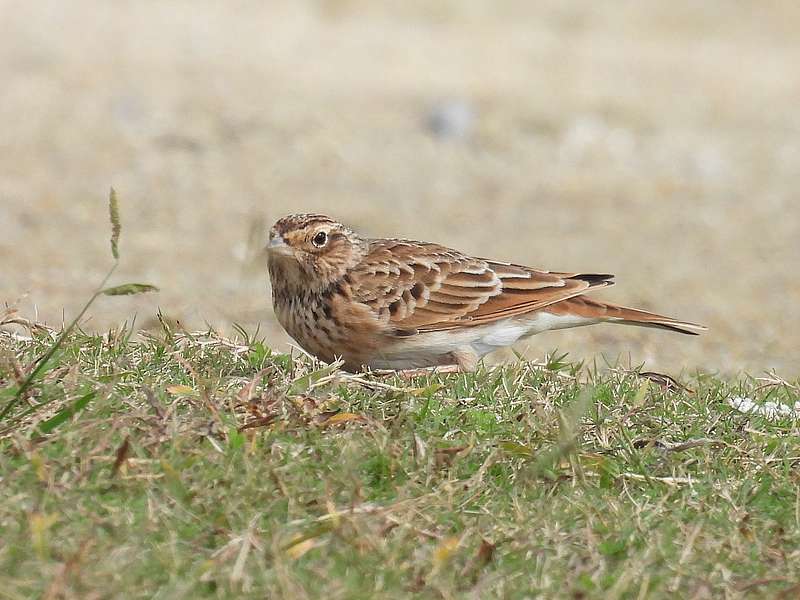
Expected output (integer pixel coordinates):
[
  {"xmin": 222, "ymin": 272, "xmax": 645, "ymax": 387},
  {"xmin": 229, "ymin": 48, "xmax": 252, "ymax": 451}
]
[{"xmin": 349, "ymin": 240, "xmax": 614, "ymax": 334}]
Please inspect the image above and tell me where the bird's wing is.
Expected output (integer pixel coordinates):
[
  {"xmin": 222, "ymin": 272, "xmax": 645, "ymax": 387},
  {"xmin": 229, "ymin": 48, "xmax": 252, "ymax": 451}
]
[{"xmin": 349, "ymin": 239, "xmax": 614, "ymax": 334}]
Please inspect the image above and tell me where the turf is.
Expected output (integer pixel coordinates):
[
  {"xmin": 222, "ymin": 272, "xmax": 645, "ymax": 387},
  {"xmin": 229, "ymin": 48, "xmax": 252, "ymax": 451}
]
[{"xmin": 1, "ymin": 324, "xmax": 798, "ymax": 599}]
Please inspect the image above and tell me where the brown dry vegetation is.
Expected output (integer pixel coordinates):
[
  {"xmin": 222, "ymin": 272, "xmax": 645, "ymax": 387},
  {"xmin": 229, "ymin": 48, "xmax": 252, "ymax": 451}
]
[{"xmin": 2, "ymin": 1, "xmax": 799, "ymax": 374}]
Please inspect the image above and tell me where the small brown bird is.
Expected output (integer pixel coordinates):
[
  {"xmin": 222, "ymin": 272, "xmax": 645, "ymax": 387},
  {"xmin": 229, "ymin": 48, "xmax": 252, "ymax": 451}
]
[{"xmin": 267, "ymin": 214, "xmax": 706, "ymax": 373}]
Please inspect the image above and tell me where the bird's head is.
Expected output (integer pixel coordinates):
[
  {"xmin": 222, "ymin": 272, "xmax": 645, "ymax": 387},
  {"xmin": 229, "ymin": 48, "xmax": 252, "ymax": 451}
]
[{"xmin": 267, "ymin": 213, "xmax": 366, "ymax": 290}]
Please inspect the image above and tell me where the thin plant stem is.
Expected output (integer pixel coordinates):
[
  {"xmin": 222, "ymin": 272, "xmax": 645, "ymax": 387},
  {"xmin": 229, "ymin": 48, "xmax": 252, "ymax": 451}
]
[{"xmin": 0, "ymin": 263, "xmax": 118, "ymax": 421}]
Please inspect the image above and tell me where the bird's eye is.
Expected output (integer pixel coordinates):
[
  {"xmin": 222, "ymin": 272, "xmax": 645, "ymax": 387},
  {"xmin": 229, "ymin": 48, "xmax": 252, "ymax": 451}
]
[{"xmin": 312, "ymin": 231, "xmax": 328, "ymax": 247}]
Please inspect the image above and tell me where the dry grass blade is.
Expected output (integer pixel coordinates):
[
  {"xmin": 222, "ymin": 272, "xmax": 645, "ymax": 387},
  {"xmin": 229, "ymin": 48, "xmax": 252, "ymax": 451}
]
[
  {"xmin": 42, "ymin": 539, "xmax": 95, "ymax": 600},
  {"xmin": 101, "ymin": 284, "xmax": 159, "ymax": 296},
  {"xmin": 636, "ymin": 371, "xmax": 694, "ymax": 393},
  {"xmin": 314, "ymin": 412, "xmax": 364, "ymax": 427},
  {"xmin": 735, "ymin": 577, "xmax": 790, "ymax": 592},
  {"xmin": 236, "ymin": 367, "xmax": 273, "ymax": 404},
  {"xmin": 460, "ymin": 538, "xmax": 496, "ymax": 581},
  {"xmin": 0, "ymin": 316, "xmax": 55, "ymax": 335},
  {"xmin": 141, "ymin": 386, "xmax": 165, "ymax": 421},
  {"xmin": 632, "ymin": 438, "xmax": 726, "ymax": 452},
  {"xmin": 111, "ymin": 436, "xmax": 131, "ymax": 477},
  {"xmin": 619, "ymin": 473, "xmax": 694, "ymax": 486},
  {"xmin": 238, "ymin": 415, "xmax": 277, "ymax": 432}
]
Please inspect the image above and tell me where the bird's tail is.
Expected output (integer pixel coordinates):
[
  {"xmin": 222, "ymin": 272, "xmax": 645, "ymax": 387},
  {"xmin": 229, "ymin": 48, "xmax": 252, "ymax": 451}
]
[{"xmin": 546, "ymin": 296, "xmax": 707, "ymax": 335}]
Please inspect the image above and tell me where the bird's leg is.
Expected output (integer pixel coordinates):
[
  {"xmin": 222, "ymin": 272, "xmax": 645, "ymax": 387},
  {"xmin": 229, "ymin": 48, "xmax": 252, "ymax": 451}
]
[{"xmin": 452, "ymin": 347, "xmax": 479, "ymax": 372}]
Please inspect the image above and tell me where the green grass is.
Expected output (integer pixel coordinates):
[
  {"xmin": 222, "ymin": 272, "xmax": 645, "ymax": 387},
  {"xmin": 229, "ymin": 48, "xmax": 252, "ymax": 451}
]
[{"xmin": 1, "ymin": 326, "xmax": 799, "ymax": 599}]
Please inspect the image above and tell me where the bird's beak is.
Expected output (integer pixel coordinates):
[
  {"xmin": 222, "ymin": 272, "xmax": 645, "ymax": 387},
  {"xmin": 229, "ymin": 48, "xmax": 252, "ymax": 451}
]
[{"xmin": 267, "ymin": 235, "xmax": 294, "ymax": 257}]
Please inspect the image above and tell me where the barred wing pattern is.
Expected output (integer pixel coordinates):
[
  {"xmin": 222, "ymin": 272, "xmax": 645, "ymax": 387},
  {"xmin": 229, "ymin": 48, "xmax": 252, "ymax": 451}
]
[{"xmin": 349, "ymin": 239, "xmax": 614, "ymax": 335}]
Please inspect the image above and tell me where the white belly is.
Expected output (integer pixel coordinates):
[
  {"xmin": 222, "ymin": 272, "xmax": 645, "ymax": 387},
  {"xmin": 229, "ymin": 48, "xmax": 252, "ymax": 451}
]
[{"xmin": 366, "ymin": 312, "xmax": 599, "ymax": 370}]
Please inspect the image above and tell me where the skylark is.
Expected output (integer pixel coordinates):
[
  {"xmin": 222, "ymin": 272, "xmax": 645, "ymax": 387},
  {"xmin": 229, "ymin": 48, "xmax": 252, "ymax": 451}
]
[{"xmin": 267, "ymin": 214, "xmax": 705, "ymax": 372}]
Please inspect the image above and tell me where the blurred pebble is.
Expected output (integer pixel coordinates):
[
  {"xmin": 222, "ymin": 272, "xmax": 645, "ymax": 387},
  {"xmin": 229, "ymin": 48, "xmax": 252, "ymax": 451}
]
[{"xmin": 425, "ymin": 100, "xmax": 475, "ymax": 140}]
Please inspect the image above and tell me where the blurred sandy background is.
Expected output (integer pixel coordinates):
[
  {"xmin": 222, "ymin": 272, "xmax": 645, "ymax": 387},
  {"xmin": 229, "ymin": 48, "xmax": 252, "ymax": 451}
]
[{"xmin": 2, "ymin": 1, "xmax": 799, "ymax": 375}]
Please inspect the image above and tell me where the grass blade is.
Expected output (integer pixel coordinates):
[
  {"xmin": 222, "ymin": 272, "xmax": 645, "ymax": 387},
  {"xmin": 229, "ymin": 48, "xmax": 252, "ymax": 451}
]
[{"xmin": 35, "ymin": 391, "xmax": 96, "ymax": 435}]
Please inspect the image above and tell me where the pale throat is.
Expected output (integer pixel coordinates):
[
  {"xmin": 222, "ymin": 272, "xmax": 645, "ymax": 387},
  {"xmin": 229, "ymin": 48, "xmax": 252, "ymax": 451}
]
[{"xmin": 268, "ymin": 254, "xmax": 347, "ymax": 298}]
